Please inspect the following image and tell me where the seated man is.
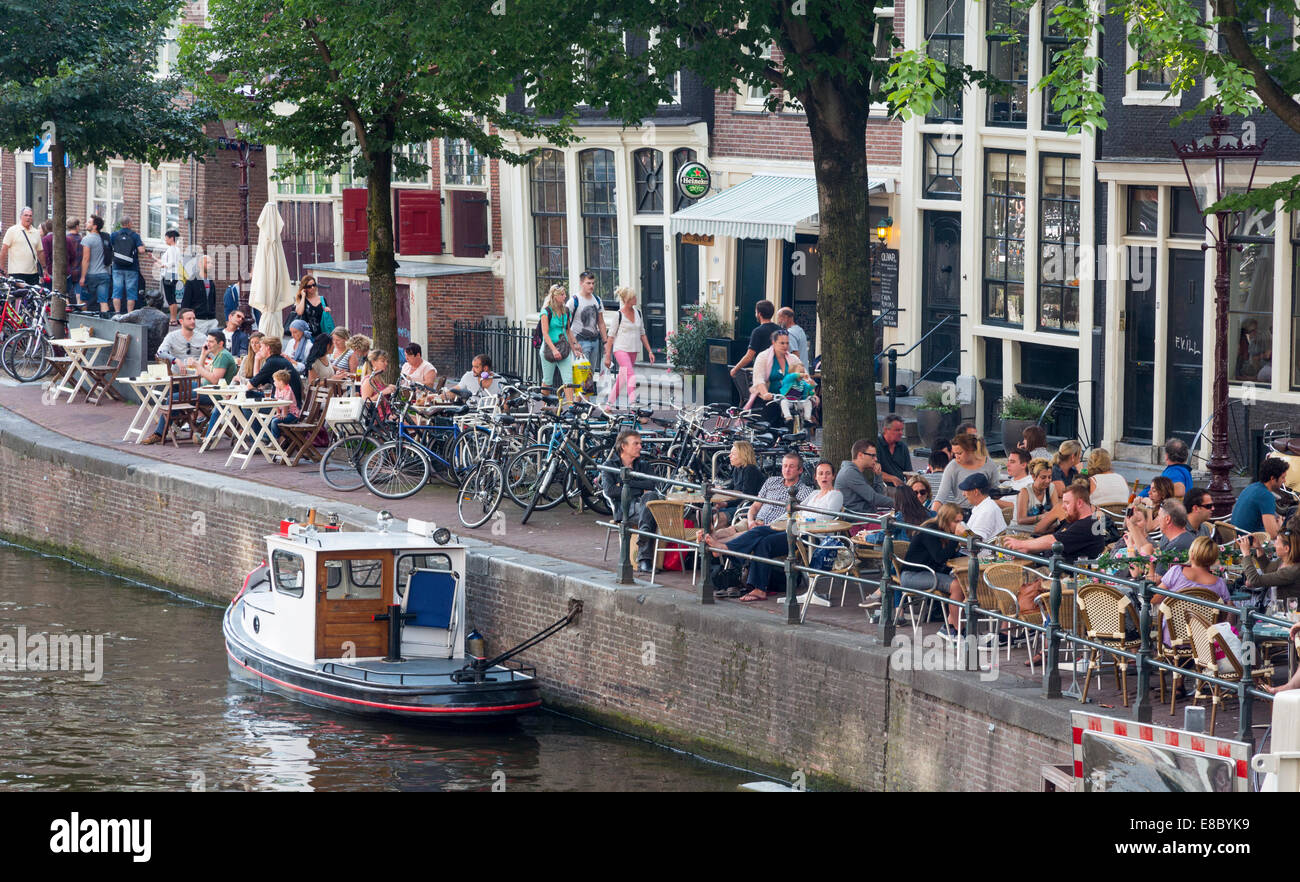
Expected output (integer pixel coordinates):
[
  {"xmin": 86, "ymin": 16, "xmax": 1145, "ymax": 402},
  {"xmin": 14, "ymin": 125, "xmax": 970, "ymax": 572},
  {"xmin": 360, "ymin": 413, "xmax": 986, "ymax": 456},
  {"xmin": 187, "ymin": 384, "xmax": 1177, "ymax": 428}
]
[
  {"xmin": 835, "ymin": 439, "xmax": 894, "ymax": 516},
  {"xmin": 445, "ymin": 353, "xmax": 503, "ymax": 401},
  {"xmin": 220, "ymin": 310, "xmax": 250, "ymax": 359},
  {"xmin": 1125, "ymin": 500, "xmax": 1195, "ymax": 578},
  {"xmin": 959, "ymin": 472, "xmax": 1005, "ymax": 549},
  {"xmin": 1138, "ymin": 437, "xmax": 1192, "ymax": 499},
  {"xmin": 1003, "ymin": 484, "xmax": 1109, "ymax": 614},
  {"xmin": 600, "ymin": 429, "xmax": 666, "ymax": 575},
  {"xmin": 1232, "ymin": 457, "xmax": 1288, "ymax": 539},
  {"xmin": 156, "ymin": 309, "xmax": 205, "ymax": 365},
  {"xmin": 707, "ymin": 452, "xmax": 813, "ymax": 602},
  {"xmin": 1184, "ymin": 487, "xmax": 1216, "ymax": 539}
]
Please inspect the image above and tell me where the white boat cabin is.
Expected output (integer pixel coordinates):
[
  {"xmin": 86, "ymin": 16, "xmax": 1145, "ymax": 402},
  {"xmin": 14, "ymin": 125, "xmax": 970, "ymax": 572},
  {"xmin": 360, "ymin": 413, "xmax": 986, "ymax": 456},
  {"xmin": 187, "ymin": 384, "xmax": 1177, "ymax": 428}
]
[{"xmin": 239, "ymin": 523, "xmax": 467, "ymax": 664}]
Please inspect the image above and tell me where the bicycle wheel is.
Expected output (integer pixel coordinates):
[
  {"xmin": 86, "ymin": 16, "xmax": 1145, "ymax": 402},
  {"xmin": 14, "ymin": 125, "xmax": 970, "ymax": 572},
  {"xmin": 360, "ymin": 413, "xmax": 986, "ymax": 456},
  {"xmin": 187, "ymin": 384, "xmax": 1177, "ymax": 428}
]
[
  {"xmin": 450, "ymin": 425, "xmax": 492, "ymax": 473},
  {"xmin": 361, "ymin": 440, "xmax": 432, "ymax": 500},
  {"xmin": 457, "ymin": 461, "xmax": 505, "ymax": 529},
  {"xmin": 319, "ymin": 434, "xmax": 381, "ymax": 491},
  {"xmin": 2, "ymin": 329, "xmax": 50, "ymax": 382},
  {"xmin": 505, "ymin": 445, "xmax": 567, "ymax": 511}
]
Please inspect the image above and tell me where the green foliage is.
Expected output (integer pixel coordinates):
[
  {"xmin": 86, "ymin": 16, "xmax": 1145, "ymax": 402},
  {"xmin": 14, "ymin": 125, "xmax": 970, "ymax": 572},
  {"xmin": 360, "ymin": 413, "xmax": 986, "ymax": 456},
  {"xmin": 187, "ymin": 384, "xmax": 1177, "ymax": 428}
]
[
  {"xmin": 998, "ymin": 393, "xmax": 1051, "ymax": 422},
  {"xmin": 664, "ymin": 304, "xmax": 730, "ymax": 375},
  {"xmin": 917, "ymin": 386, "xmax": 959, "ymax": 414}
]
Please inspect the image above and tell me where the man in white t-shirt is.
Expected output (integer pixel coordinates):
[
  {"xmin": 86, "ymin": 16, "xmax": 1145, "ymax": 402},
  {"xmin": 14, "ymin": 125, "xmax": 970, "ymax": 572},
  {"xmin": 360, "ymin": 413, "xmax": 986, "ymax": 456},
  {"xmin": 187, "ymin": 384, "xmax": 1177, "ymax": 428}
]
[
  {"xmin": 399, "ymin": 342, "xmax": 438, "ymax": 387},
  {"xmin": 960, "ymin": 472, "xmax": 1006, "ymax": 550},
  {"xmin": 1, "ymin": 207, "xmax": 45, "ymax": 284},
  {"xmin": 445, "ymin": 353, "xmax": 502, "ymax": 400},
  {"xmin": 570, "ymin": 270, "xmax": 609, "ymax": 368},
  {"xmin": 997, "ymin": 447, "xmax": 1034, "ymax": 516}
]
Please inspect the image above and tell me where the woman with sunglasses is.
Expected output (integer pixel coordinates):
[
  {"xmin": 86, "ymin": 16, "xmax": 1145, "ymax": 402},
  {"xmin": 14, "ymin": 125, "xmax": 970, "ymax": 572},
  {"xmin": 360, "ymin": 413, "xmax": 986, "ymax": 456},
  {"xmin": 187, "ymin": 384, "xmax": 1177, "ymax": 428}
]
[
  {"xmin": 1238, "ymin": 517, "xmax": 1300, "ymax": 605},
  {"xmin": 293, "ymin": 273, "xmax": 333, "ymax": 336}
]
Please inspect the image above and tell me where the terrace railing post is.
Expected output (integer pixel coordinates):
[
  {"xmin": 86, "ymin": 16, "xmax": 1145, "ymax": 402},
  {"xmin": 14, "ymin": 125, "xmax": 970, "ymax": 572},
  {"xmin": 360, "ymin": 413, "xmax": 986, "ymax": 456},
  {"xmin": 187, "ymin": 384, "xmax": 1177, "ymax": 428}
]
[
  {"xmin": 618, "ymin": 468, "xmax": 635, "ymax": 585},
  {"xmin": 964, "ymin": 533, "xmax": 981, "ymax": 671},
  {"xmin": 700, "ymin": 482, "xmax": 715, "ymax": 605},
  {"xmin": 784, "ymin": 492, "xmax": 799, "ymax": 625},
  {"xmin": 1132, "ymin": 578, "xmax": 1154, "ymax": 723},
  {"xmin": 1042, "ymin": 543, "xmax": 1064, "ymax": 699},
  {"xmin": 1239, "ymin": 609, "xmax": 1256, "ymax": 750},
  {"xmin": 886, "ymin": 348, "xmax": 899, "ymax": 413},
  {"xmin": 879, "ymin": 517, "xmax": 896, "ymax": 645}
]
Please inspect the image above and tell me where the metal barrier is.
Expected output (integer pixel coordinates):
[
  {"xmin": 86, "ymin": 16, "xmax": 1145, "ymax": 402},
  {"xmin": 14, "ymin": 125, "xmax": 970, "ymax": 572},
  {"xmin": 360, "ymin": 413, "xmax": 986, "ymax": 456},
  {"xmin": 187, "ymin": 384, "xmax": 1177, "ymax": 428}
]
[
  {"xmin": 594, "ymin": 462, "xmax": 1285, "ymax": 748},
  {"xmin": 452, "ymin": 317, "xmax": 541, "ymax": 385}
]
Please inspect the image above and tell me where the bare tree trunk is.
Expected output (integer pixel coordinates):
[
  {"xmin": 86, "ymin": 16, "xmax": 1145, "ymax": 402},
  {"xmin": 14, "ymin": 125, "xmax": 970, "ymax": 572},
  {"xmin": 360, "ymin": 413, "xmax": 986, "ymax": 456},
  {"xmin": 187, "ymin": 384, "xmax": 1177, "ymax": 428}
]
[
  {"xmin": 51, "ymin": 140, "xmax": 66, "ymax": 294},
  {"xmin": 806, "ymin": 90, "xmax": 876, "ymax": 465},
  {"xmin": 366, "ymin": 148, "xmax": 398, "ymax": 383}
]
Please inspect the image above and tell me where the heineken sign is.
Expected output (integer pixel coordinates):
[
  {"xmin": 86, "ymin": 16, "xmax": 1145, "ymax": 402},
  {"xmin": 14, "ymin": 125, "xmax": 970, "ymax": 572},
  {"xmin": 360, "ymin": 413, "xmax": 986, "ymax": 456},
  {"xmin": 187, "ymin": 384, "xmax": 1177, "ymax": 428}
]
[{"xmin": 676, "ymin": 161, "xmax": 711, "ymax": 199}]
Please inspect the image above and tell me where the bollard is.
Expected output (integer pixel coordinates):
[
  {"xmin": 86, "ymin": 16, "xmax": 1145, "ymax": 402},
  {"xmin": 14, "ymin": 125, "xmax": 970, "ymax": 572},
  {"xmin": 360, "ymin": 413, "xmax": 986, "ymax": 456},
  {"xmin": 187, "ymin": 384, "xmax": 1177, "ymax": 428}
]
[
  {"xmin": 964, "ymin": 533, "xmax": 980, "ymax": 671},
  {"xmin": 617, "ymin": 468, "xmax": 635, "ymax": 585},
  {"xmin": 886, "ymin": 348, "xmax": 899, "ymax": 414},
  {"xmin": 699, "ymin": 481, "xmax": 714, "ymax": 605},
  {"xmin": 1043, "ymin": 544, "xmax": 1063, "ymax": 699},
  {"xmin": 1132, "ymin": 579, "xmax": 1153, "ymax": 723},
  {"xmin": 879, "ymin": 516, "xmax": 896, "ymax": 645},
  {"xmin": 1183, "ymin": 705, "xmax": 1206, "ymax": 734},
  {"xmin": 784, "ymin": 492, "xmax": 799, "ymax": 625}
]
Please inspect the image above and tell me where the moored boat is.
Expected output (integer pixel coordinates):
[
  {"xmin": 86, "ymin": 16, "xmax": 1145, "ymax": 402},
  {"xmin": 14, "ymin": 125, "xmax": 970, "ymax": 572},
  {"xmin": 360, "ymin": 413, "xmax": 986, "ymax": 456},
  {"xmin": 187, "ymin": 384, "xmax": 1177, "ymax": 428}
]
[{"xmin": 224, "ymin": 517, "xmax": 544, "ymax": 722}]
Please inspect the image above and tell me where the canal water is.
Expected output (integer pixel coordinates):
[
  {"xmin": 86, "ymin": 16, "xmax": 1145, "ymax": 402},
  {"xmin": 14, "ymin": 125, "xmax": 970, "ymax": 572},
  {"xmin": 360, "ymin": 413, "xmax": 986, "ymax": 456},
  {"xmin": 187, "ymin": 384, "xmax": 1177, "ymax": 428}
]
[{"xmin": 0, "ymin": 544, "xmax": 759, "ymax": 791}]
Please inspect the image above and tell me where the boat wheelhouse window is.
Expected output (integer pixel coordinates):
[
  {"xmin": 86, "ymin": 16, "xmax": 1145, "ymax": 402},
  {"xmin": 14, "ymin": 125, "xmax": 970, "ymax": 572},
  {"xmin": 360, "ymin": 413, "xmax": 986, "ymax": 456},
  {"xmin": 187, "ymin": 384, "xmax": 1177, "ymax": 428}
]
[
  {"xmin": 396, "ymin": 553, "xmax": 453, "ymax": 597},
  {"xmin": 323, "ymin": 558, "xmax": 385, "ymax": 601},
  {"xmin": 272, "ymin": 550, "xmax": 305, "ymax": 597}
]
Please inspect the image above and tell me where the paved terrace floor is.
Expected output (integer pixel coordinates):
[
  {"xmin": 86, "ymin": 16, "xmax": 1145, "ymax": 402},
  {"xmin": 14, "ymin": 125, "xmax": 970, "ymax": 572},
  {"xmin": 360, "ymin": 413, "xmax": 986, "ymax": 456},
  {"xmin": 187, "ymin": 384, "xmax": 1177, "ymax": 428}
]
[{"xmin": 0, "ymin": 378, "xmax": 1279, "ymax": 738}]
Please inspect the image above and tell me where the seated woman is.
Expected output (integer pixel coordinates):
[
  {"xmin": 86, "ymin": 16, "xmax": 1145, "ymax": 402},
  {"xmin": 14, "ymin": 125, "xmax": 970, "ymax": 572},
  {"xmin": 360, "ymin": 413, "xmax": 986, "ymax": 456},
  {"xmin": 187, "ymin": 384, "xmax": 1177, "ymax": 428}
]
[
  {"xmin": 898, "ymin": 503, "xmax": 965, "ymax": 638},
  {"xmin": 360, "ymin": 349, "xmax": 396, "ymax": 403},
  {"xmin": 1015, "ymin": 459, "xmax": 1059, "ymax": 533},
  {"xmin": 908, "ymin": 477, "xmax": 934, "ymax": 514},
  {"xmin": 1086, "ymin": 447, "xmax": 1130, "ymax": 507},
  {"xmin": 236, "ymin": 331, "xmax": 266, "ymax": 381},
  {"xmin": 327, "ymin": 326, "xmax": 352, "ymax": 372},
  {"xmin": 335, "ymin": 334, "xmax": 371, "ymax": 379},
  {"xmin": 303, "ymin": 332, "xmax": 336, "ymax": 381},
  {"xmin": 1135, "ymin": 476, "xmax": 1176, "ymax": 513},
  {"xmin": 1022, "ymin": 424, "xmax": 1051, "ymax": 461},
  {"xmin": 1155, "ymin": 535, "xmax": 1230, "ymax": 646},
  {"xmin": 285, "ymin": 319, "xmax": 312, "ymax": 373},
  {"xmin": 1238, "ymin": 518, "xmax": 1300, "ymax": 605},
  {"xmin": 1050, "ymin": 440, "xmax": 1083, "ymax": 499},
  {"xmin": 708, "ymin": 441, "xmax": 765, "ymax": 531}
]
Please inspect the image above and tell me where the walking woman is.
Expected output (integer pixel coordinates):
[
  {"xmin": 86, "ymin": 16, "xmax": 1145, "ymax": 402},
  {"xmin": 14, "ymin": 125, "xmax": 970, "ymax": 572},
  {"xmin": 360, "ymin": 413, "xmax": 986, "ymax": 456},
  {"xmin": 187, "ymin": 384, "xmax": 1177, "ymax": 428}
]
[
  {"xmin": 538, "ymin": 284, "xmax": 580, "ymax": 392},
  {"xmin": 604, "ymin": 286, "xmax": 654, "ymax": 407}
]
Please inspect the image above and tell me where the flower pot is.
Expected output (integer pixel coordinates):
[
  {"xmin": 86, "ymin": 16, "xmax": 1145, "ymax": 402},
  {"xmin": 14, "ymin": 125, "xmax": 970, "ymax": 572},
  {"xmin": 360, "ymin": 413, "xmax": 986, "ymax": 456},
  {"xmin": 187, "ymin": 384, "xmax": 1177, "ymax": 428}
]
[
  {"xmin": 916, "ymin": 408, "xmax": 959, "ymax": 450},
  {"xmin": 1001, "ymin": 418, "xmax": 1036, "ymax": 456}
]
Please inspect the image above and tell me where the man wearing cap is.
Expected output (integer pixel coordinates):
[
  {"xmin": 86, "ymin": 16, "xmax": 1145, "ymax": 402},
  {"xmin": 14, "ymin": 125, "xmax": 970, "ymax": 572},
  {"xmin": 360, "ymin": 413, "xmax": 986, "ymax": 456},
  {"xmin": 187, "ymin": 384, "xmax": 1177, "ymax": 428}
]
[{"xmin": 960, "ymin": 472, "xmax": 1005, "ymax": 546}]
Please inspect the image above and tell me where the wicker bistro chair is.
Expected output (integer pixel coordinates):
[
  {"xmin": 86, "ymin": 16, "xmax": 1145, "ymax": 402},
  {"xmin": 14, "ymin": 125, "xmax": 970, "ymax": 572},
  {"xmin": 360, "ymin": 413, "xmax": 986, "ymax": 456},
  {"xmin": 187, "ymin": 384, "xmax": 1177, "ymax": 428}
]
[
  {"xmin": 1185, "ymin": 612, "xmax": 1275, "ymax": 735},
  {"xmin": 1210, "ymin": 519, "xmax": 1238, "ymax": 546},
  {"xmin": 979, "ymin": 563, "xmax": 1039, "ymax": 663},
  {"xmin": 644, "ymin": 499, "xmax": 700, "ymax": 587},
  {"xmin": 1076, "ymin": 583, "xmax": 1144, "ymax": 706},
  {"xmin": 1154, "ymin": 586, "xmax": 1223, "ymax": 714}
]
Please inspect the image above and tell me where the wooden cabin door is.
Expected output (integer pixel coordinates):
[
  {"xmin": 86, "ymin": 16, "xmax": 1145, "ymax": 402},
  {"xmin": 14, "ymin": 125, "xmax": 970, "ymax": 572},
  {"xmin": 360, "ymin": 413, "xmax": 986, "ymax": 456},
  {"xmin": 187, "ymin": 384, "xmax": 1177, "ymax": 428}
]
[{"xmin": 314, "ymin": 552, "xmax": 394, "ymax": 660}]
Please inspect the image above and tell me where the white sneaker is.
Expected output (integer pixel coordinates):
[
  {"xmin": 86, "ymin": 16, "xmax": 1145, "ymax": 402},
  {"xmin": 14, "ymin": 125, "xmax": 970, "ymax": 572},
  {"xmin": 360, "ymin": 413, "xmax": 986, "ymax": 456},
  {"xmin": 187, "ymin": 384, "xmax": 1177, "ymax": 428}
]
[{"xmin": 778, "ymin": 591, "xmax": 830, "ymax": 607}]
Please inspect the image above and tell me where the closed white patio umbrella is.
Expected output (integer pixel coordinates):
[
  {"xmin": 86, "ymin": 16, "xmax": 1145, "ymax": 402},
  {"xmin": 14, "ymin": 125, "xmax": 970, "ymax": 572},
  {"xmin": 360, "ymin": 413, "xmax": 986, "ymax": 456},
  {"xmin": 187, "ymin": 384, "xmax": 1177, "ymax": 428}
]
[{"xmin": 248, "ymin": 203, "xmax": 296, "ymax": 338}]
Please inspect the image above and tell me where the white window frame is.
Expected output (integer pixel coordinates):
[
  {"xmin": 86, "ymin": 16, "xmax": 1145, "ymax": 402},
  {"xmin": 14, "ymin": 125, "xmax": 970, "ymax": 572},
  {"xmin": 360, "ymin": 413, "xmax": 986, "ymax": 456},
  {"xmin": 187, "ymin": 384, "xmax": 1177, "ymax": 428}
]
[
  {"xmin": 155, "ymin": 19, "xmax": 181, "ymax": 79},
  {"xmin": 647, "ymin": 30, "xmax": 681, "ymax": 106},
  {"xmin": 440, "ymin": 128, "xmax": 489, "ymax": 191},
  {"xmin": 869, "ymin": 5, "xmax": 897, "ymax": 117},
  {"xmin": 142, "ymin": 164, "xmax": 182, "ymax": 245},
  {"xmin": 391, "ymin": 141, "xmax": 432, "ymax": 188},
  {"xmin": 736, "ymin": 43, "xmax": 774, "ymax": 110},
  {"xmin": 1123, "ymin": 21, "xmax": 1179, "ymax": 106},
  {"xmin": 89, "ymin": 163, "xmax": 126, "ymax": 231}
]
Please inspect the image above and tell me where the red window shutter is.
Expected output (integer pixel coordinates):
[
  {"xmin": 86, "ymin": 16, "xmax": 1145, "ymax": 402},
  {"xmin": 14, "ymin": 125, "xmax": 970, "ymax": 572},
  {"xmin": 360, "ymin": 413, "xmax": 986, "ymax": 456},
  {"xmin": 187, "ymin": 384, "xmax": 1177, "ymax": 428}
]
[
  {"xmin": 342, "ymin": 188, "xmax": 368, "ymax": 252},
  {"xmin": 451, "ymin": 190, "xmax": 490, "ymax": 258},
  {"xmin": 397, "ymin": 189, "xmax": 443, "ymax": 255}
]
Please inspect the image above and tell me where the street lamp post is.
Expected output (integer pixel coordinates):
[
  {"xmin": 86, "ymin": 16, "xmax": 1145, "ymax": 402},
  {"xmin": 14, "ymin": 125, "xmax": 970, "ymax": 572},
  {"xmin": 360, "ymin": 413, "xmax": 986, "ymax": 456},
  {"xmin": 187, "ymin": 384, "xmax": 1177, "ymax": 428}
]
[
  {"xmin": 222, "ymin": 121, "xmax": 256, "ymax": 333},
  {"xmin": 1173, "ymin": 107, "xmax": 1264, "ymax": 515}
]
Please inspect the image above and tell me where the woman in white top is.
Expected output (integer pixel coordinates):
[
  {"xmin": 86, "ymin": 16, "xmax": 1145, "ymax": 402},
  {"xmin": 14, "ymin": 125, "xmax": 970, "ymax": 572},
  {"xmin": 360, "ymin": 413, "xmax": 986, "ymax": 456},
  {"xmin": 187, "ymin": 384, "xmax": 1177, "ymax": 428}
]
[
  {"xmin": 802, "ymin": 461, "xmax": 846, "ymax": 575},
  {"xmin": 604, "ymin": 286, "xmax": 654, "ymax": 408},
  {"xmin": 159, "ymin": 230, "xmax": 183, "ymax": 324},
  {"xmin": 1015, "ymin": 459, "xmax": 1059, "ymax": 531},
  {"xmin": 1086, "ymin": 447, "xmax": 1131, "ymax": 506}
]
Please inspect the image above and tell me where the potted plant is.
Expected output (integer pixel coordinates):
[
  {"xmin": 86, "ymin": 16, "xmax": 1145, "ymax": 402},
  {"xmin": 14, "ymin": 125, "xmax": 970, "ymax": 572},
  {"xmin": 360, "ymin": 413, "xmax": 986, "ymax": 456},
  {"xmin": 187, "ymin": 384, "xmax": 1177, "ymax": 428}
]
[
  {"xmin": 665, "ymin": 303, "xmax": 730, "ymax": 404},
  {"xmin": 998, "ymin": 393, "xmax": 1051, "ymax": 454},
  {"xmin": 915, "ymin": 386, "xmax": 960, "ymax": 450}
]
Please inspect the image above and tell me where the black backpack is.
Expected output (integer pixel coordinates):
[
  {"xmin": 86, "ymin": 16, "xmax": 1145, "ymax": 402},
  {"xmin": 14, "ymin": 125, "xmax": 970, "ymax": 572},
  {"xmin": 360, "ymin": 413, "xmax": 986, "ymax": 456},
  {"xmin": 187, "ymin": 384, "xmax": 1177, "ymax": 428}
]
[
  {"xmin": 111, "ymin": 231, "xmax": 136, "ymax": 268},
  {"xmin": 97, "ymin": 232, "xmax": 113, "ymax": 271}
]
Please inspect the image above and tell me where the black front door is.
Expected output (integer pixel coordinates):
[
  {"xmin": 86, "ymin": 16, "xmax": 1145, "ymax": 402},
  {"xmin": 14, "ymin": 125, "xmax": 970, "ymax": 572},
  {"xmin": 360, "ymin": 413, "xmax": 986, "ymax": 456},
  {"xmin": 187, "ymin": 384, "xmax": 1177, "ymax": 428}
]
[
  {"xmin": 640, "ymin": 227, "xmax": 666, "ymax": 352},
  {"xmin": 734, "ymin": 238, "xmax": 768, "ymax": 352},
  {"xmin": 1165, "ymin": 250, "xmax": 1204, "ymax": 445},
  {"xmin": 921, "ymin": 212, "xmax": 961, "ymax": 381},
  {"xmin": 675, "ymin": 234, "xmax": 699, "ymax": 311},
  {"xmin": 1122, "ymin": 248, "xmax": 1156, "ymax": 442}
]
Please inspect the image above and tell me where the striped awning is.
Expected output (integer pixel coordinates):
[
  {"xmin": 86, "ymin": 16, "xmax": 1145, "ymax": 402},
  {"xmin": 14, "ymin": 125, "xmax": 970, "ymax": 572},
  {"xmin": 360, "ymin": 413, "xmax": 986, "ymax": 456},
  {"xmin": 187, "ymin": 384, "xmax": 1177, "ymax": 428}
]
[{"xmin": 669, "ymin": 175, "xmax": 887, "ymax": 242}]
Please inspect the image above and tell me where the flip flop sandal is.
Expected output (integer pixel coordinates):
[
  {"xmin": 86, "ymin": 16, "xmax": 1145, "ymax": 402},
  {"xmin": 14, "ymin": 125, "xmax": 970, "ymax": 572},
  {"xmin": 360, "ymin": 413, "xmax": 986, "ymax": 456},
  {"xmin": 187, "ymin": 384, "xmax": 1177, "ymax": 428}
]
[{"xmin": 738, "ymin": 590, "xmax": 768, "ymax": 603}]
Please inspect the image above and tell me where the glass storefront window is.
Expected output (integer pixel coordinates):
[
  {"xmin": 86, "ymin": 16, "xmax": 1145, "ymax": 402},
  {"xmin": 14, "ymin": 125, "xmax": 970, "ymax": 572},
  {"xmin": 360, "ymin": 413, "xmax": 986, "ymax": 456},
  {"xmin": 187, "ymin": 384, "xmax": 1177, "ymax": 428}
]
[
  {"xmin": 983, "ymin": 150, "xmax": 1026, "ymax": 325},
  {"xmin": 1039, "ymin": 155, "xmax": 1081, "ymax": 332},
  {"xmin": 1227, "ymin": 240, "xmax": 1273, "ymax": 385}
]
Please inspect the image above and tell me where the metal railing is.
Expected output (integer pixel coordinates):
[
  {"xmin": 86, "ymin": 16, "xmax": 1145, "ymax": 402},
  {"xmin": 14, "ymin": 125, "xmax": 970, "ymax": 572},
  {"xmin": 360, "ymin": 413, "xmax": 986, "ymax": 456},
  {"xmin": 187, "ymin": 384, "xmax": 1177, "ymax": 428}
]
[
  {"xmin": 595, "ymin": 463, "xmax": 1285, "ymax": 750},
  {"xmin": 882, "ymin": 313, "xmax": 964, "ymax": 412},
  {"xmin": 452, "ymin": 317, "xmax": 541, "ymax": 385}
]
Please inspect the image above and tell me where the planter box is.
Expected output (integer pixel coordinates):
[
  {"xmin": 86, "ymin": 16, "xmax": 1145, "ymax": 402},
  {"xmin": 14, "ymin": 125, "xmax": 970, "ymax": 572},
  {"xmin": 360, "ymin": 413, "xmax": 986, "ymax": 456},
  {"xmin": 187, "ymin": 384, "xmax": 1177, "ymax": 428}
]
[{"xmin": 916, "ymin": 408, "xmax": 959, "ymax": 450}]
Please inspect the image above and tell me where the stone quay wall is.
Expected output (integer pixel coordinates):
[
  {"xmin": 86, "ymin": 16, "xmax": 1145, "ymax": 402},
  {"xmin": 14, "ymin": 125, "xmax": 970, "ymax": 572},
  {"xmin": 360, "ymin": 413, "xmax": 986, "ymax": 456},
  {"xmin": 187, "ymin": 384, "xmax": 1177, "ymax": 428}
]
[{"xmin": 0, "ymin": 410, "xmax": 1073, "ymax": 790}]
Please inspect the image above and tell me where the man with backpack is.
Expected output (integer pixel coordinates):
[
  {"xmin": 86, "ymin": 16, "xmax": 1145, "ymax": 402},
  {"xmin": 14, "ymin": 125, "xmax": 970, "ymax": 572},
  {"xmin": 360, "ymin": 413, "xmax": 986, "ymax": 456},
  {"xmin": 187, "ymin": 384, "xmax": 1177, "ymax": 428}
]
[{"xmin": 109, "ymin": 216, "xmax": 145, "ymax": 315}]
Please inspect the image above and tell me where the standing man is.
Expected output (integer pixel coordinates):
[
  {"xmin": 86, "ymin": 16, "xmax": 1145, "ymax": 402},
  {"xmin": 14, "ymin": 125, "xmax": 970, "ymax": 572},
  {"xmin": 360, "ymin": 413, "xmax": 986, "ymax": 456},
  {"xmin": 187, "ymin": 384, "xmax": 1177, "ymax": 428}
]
[
  {"xmin": 1, "ymin": 207, "xmax": 45, "ymax": 284},
  {"xmin": 876, "ymin": 413, "xmax": 910, "ymax": 487},
  {"xmin": 109, "ymin": 216, "xmax": 145, "ymax": 315},
  {"xmin": 180, "ymin": 254, "xmax": 218, "ymax": 322},
  {"xmin": 729, "ymin": 300, "xmax": 777, "ymax": 383},
  {"xmin": 44, "ymin": 218, "xmax": 83, "ymax": 306},
  {"xmin": 570, "ymin": 270, "xmax": 609, "ymax": 370},
  {"xmin": 80, "ymin": 215, "xmax": 113, "ymax": 316},
  {"xmin": 775, "ymin": 307, "xmax": 809, "ymax": 362}
]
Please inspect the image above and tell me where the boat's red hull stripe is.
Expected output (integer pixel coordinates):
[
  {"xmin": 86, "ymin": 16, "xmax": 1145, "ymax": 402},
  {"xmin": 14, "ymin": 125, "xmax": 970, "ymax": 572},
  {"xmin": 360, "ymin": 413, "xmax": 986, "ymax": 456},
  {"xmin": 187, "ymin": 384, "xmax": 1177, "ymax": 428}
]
[{"xmin": 227, "ymin": 646, "xmax": 541, "ymax": 714}]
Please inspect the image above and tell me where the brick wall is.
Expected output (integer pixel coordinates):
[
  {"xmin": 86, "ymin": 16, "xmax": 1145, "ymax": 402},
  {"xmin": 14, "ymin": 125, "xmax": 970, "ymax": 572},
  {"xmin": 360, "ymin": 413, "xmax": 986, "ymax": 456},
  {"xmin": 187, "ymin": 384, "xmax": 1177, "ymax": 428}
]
[
  {"xmin": 426, "ymin": 271, "xmax": 503, "ymax": 373},
  {"xmin": 0, "ymin": 407, "xmax": 1075, "ymax": 791}
]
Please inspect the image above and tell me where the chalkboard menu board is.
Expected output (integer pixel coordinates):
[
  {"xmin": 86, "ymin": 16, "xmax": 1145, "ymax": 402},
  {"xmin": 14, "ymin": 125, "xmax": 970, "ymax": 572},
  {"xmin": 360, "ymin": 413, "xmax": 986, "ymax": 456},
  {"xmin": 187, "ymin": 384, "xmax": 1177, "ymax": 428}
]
[{"xmin": 872, "ymin": 248, "xmax": 899, "ymax": 328}]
